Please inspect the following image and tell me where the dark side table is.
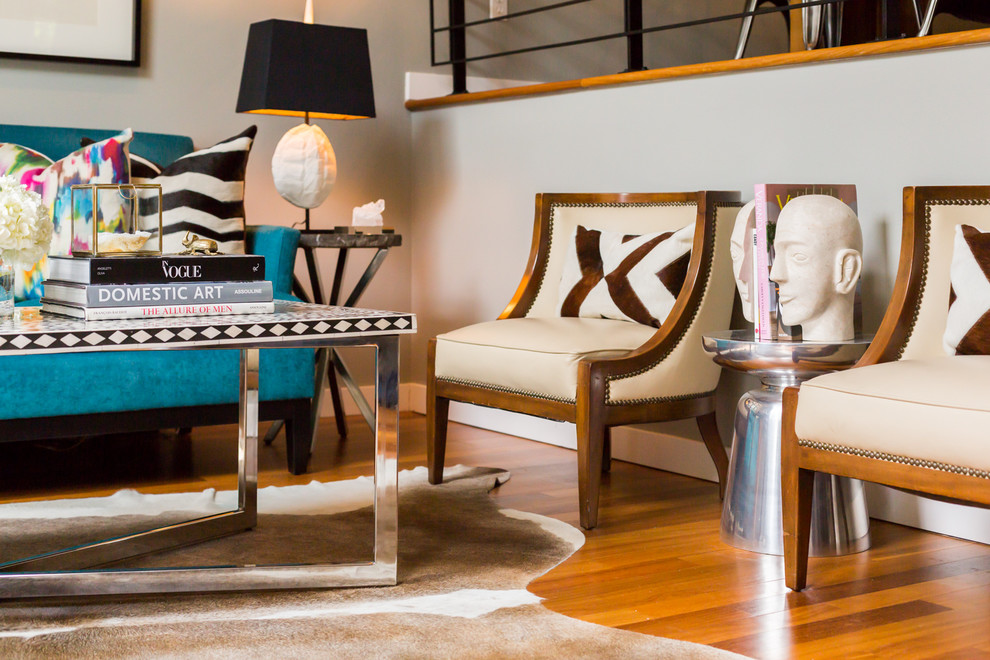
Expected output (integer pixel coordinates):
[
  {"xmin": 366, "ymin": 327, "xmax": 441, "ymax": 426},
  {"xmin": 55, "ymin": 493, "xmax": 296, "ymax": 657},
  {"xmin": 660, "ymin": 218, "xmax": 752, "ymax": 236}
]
[{"xmin": 265, "ymin": 229, "xmax": 402, "ymax": 447}]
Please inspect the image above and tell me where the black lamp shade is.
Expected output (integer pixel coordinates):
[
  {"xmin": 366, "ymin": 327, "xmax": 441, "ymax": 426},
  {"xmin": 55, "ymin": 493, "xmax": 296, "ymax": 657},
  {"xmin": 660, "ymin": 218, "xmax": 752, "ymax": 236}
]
[{"xmin": 236, "ymin": 19, "xmax": 375, "ymax": 120}]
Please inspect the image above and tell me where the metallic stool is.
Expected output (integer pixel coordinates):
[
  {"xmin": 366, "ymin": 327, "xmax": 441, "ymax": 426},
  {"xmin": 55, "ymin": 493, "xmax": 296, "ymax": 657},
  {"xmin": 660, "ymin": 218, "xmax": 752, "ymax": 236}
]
[{"xmin": 702, "ymin": 330, "xmax": 872, "ymax": 556}]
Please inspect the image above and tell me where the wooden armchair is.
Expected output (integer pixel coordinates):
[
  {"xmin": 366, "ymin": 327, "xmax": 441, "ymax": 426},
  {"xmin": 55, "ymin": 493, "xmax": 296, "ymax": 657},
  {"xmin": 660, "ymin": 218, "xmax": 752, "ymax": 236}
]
[
  {"xmin": 782, "ymin": 186, "xmax": 990, "ymax": 590},
  {"xmin": 427, "ymin": 191, "xmax": 741, "ymax": 529}
]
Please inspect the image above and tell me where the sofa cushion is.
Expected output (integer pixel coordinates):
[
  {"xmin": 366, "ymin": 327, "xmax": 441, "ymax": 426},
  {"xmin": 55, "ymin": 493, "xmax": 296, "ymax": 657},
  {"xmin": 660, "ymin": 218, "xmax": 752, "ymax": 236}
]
[
  {"xmin": 132, "ymin": 126, "xmax": 256, "ymax": 255},
  {"xmin": 556, "ymin": 223, "xmax": 693, "ymax": 327},
  {"xmin": 0, "ymin": 345, "xmax": 313, "ymax": 420},
  {"xmin": 794, "ymin": 356, "xmax": 990, "ymax": 475},
  {"xmin": 944, "ymin": 224, "xmax": 990, "ymax": 355},
  {"xmin": 434, "ymin": 317, "xmax": 655, "ymax": 401}
]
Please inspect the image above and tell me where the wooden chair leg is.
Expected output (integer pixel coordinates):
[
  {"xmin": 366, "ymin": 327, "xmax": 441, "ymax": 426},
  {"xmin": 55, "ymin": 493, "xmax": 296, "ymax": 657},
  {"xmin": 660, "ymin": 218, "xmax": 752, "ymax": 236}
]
[
  {"xmin": 783, "ymin": 465, "xmax": 815, "ymax": 591},
  {"xmin": 576, "ymin": 382, "xmax": 606, "ymax": 530},
  {"xmin": 426, "ymin": 339, "xmax": 450, "ymax": 485},
  {"xmin": 782, "ymin": 386, "xmax": 813, "ymax": 591},
  {"xmin": 427, "ymin": 394, "xmax": 450, "ymax": 485},
  {"xmin": 696, "ymin": 411, "xmax": 729, "ymax": 499},
  {"xmin": 602, "ymin": 427, "xmax": 612, "ymax": 474}
]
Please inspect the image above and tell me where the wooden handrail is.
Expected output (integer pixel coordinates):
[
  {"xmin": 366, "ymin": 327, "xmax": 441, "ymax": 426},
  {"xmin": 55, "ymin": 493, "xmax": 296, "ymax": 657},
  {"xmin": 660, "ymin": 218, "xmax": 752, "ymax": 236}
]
[{"xmin": 406, "ymin": 27, "xmax": 990, "ymax": 112}]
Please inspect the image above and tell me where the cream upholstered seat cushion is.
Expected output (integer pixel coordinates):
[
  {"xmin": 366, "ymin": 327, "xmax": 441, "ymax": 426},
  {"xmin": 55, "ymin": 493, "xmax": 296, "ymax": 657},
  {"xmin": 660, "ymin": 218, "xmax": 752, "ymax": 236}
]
[
  {"xmin": 434, "ymin": 317, "xmax": 656, "ymax": 402},
  {"xmin": 795, "ymin": 355, "xmax": 990, "ymax": 475}
]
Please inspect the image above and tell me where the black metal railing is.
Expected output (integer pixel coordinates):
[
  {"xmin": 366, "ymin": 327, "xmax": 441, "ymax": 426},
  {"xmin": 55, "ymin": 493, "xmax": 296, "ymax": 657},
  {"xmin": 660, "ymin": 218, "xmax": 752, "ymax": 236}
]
[{"xmin": 430, "ymin": 0, "xmax": 851, "ymax": 94}]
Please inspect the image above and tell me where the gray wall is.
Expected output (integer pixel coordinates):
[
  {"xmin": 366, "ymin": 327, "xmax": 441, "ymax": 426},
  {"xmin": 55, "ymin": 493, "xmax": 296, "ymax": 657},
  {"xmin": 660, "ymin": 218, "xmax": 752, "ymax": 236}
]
[{"xmin": 408, "ymin": 41, "xmax": 990, "ymax": 440}]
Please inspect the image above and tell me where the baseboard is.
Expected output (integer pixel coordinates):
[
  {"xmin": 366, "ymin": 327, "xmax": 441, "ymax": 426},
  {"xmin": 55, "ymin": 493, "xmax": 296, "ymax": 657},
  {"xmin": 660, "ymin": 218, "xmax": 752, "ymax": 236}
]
[
  {"xmin": 865, "ymin": 483, "xmax": 990, "ymax": 546},
  {"xmin": 408, "ymin": 382, "xmax": 990, "ymax": 545},
  {"xmin": 406, "ymin": 383, "xmax": 718, "ymax": 483}
]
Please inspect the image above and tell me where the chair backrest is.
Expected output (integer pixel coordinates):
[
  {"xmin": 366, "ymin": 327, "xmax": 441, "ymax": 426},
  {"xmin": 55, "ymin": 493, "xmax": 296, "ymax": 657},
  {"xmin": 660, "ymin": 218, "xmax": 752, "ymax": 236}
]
[
  {"xmin": 870, "ymin": 186, "xmax": 990, "ymax": 362},
  {"xmin": 498, "ymin": 191, "xmax": 741, "ymax": 402},
  {"xmin": 506, "ymin": 192, "xmax": 709, "ymax": 319}
]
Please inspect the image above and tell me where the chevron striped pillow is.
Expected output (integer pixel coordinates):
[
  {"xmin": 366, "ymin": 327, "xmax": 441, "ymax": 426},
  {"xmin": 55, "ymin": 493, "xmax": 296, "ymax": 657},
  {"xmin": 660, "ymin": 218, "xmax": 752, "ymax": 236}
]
[
  {"xmin": 557, "ymin": 223, "xmax": 694, "ymax": 327},
  {"xmin": 944, "ymin": 224, "xmax": 990, "ymax": 355},
  {"xmin": 132, "ymin": 126, "xmax": 257, "ymax": 255}
]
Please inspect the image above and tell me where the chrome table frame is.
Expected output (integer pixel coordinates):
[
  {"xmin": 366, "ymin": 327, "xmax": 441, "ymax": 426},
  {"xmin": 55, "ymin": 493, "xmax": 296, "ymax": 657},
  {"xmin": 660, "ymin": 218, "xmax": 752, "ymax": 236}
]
[
  {"xmin": 703, "ymin": 330, "xmax": 872, "ymax": 557},
  {"xmin": 0, "ymin": 302, "xmax": 412, "ymax": 598}
]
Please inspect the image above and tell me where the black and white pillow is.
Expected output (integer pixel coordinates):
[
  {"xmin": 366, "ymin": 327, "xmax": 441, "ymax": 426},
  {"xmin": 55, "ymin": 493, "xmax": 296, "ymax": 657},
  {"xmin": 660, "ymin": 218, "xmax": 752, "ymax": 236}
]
[
  {"xmin": 944, "ymin": 223, "xmax": 990, "ymax": 355},
  {"xmin": 132, "ymin": 126, "xmax": 257, "ymax": 255},
  {"xmin": 556, "ymin": 223, "xmax": 694, "ymax": 327}
]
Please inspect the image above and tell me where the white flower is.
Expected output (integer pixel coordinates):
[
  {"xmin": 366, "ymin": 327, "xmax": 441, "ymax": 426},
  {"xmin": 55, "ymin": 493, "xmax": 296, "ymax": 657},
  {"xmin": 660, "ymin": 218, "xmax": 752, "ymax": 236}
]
[{"xmin": 0, "ymin": 174, "xmax": 53, "ymax": 269}]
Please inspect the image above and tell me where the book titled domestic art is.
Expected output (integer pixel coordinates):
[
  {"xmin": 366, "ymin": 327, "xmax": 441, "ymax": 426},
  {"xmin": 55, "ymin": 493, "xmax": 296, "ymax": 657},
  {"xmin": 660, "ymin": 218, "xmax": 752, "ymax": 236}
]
[{"xmin": 42, "ymin": 280, "xmax": 274, "ymax": 308}]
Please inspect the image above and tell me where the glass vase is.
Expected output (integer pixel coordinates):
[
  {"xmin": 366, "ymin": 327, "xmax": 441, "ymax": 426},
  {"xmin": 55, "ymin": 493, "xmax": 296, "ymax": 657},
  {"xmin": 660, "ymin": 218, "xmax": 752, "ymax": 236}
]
[{"xmin": 0, "ymin": 257, "xmax": 14, "ymax": 317}]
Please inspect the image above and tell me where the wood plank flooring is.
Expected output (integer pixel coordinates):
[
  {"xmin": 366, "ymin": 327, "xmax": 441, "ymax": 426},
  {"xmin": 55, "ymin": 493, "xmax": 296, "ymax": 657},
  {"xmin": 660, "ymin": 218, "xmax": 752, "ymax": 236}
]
[{"xmin": 3, "ymin": 413, "xmax": 989, "ymax": 659}]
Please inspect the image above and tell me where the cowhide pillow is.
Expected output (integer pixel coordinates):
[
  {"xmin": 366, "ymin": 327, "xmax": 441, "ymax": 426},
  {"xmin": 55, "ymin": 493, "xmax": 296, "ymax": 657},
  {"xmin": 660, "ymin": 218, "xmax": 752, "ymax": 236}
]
[
  {"xmin": 944, "ymin": 223, "xmax": 990, "ymax": 355},
  {"xmin": 556, "ymin": 223, "xmax": 694, "ymax": 327}
]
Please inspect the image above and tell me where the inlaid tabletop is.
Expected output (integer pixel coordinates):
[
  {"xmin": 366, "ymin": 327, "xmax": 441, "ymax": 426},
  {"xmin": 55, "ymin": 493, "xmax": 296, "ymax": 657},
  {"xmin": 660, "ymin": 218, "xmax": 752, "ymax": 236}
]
[{"xmin": 0, "ymin": 301, "xmax": 416, "ymax": 355}]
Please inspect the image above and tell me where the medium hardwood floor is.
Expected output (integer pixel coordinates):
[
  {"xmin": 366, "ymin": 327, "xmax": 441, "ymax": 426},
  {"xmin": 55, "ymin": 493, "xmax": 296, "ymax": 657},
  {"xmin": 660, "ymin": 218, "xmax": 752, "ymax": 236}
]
[{"xmin": 3, "ymin": 413, "xmax": 989, "ymax": 659}]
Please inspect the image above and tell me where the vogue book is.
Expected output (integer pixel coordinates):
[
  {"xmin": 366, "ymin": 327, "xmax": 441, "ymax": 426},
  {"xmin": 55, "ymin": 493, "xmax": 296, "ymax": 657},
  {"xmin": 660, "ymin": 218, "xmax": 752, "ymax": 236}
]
[
  {"xmin": 40, "ymin": 300, "xmax": 275, "ymax": 321},
  {"xmin": 42, "ymin": 280, "xmax": 274, "ymax": 308},
  {"xmin": 47, "ymin": 254, "xmax": 265, "ymax": 285}
]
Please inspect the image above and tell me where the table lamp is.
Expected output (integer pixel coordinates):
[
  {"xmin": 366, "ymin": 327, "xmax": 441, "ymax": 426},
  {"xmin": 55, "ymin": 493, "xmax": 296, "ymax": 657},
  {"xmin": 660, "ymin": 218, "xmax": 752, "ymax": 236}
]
[{"xmin": 235, "ymin": 14, "xmax": 375, "ymax": 230}]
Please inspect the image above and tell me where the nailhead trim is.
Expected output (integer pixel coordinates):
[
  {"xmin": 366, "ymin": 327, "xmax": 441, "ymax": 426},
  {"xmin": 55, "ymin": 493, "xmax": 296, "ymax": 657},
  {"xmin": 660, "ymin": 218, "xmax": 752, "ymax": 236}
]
[
  {"xmin": 799, "ymin": 439, "xmax": 990, "ymax": 480},
  {"xmin": 606, "ymin": 201, "xmax": 742, "ymax": 406},
  {"xmin": 438, "ymin": 377, "xmax": 575, "ymax": 404}
]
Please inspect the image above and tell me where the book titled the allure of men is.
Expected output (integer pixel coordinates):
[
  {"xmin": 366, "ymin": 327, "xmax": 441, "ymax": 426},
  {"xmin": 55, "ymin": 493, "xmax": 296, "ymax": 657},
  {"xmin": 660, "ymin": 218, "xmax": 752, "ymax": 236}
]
[{"xmin": 47, "ymin": 254, "xmax": 265, "ymax": 285}]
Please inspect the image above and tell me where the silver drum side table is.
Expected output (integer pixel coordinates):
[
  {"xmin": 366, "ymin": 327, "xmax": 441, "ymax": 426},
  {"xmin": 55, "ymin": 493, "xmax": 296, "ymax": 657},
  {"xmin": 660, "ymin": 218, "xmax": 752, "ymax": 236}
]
[{"xmin": 702, "ymin": 330, "xmax": 872, "ymax": 557}]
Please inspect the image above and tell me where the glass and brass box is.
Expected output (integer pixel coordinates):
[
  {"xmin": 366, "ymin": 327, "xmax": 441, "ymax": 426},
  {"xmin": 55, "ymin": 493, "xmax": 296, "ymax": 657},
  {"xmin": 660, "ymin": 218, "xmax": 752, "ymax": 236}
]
[{"xmin": 70, "ymin": 183, "xmax": 164, "ymax": 257}]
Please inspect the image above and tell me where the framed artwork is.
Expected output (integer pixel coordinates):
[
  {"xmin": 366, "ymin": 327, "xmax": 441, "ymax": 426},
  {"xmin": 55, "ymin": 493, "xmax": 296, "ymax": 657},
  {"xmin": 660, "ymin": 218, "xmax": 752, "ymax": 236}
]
[{"xmin": 0, "ymin": 0, "xmax": 140, "ymax": 67}]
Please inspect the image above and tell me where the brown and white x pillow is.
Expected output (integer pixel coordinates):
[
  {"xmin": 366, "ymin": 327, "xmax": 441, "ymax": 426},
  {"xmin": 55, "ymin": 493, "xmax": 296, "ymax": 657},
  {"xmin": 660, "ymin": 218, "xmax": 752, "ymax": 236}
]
[
  {"xmin": 556, "ymin": 223, "xmax": 694, "ymax": 327},
  {"xmin": 944, "ymin": 223, "xmax": 990, "ymax": 355}
]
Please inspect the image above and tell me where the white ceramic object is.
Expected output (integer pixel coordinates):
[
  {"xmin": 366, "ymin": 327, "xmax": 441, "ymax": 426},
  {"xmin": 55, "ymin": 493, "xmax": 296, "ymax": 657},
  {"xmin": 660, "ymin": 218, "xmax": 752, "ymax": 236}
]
[
  {"xmin": 730, "ymin": 200, "xmax": 756, "ymax": 323},
  {"xmin": 770, "ymin": 195, "xmax": 863, "ymax": 341},
  {"xmin": 353, "ymin": 199, "xmax": 385, "ymax": 227},
  {"xmin": 271, "ymin": 123, "xmax": 337, "ymax": 209}
]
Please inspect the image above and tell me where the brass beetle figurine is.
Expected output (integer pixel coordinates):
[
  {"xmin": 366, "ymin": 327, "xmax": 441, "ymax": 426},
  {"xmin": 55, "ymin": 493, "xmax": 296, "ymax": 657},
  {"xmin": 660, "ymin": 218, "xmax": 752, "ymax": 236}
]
[{"xmin": 179, "ymin": 231, "xmax": 221, "ymax": 255}]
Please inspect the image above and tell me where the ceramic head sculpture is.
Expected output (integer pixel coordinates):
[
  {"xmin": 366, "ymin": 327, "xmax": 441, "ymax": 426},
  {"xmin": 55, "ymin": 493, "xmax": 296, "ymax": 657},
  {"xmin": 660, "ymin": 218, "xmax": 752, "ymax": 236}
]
[
  {"xmin": 769, "ymin": 194, "xmax": 863, "ymax": 341},
  {"xmin": 730, "ymin": 201, "xmax": 757, "ymax": 322}
]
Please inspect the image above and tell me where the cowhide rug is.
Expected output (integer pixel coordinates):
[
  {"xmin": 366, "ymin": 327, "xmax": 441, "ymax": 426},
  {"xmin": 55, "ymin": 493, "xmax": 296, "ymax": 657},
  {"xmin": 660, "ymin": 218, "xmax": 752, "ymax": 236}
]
[{"xmin": 0, "ymin": 466, "xmax": 749, "ymax": 659}]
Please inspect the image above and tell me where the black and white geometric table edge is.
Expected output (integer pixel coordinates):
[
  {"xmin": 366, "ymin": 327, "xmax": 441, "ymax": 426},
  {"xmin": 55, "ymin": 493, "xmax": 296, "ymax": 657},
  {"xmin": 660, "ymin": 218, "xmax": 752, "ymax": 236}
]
[{"xmin": 0, "ymin": 305, "xmax": 416, "ymax": 354}]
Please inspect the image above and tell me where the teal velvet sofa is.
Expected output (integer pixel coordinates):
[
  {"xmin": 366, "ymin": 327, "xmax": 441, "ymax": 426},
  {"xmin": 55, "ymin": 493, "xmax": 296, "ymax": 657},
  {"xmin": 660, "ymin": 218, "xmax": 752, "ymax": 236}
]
[{"xmin": 0, "ymin": 124, "xmax": 316, "ymax": 474}]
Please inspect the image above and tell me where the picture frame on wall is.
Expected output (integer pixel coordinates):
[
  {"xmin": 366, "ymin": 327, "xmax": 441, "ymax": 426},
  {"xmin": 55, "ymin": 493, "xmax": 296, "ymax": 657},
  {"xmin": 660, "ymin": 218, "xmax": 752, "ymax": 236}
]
[{"xmin": 0, "ymin": 0, "xmax": 140, "ymax": 67}]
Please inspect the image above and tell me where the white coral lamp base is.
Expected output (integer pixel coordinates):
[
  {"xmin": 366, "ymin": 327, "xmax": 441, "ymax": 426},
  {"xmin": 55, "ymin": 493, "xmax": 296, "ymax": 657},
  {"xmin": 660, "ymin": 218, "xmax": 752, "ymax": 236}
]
[{"xmin": 271, "ymin": 123, "xmax": 337, "ymax": 210}]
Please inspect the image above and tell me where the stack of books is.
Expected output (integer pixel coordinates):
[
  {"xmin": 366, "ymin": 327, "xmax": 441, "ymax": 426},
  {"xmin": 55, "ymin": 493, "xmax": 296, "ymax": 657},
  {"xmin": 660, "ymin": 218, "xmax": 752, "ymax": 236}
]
[{"xmin": 40, "ymin": 254, "xmax": 275, "ymax": 320}]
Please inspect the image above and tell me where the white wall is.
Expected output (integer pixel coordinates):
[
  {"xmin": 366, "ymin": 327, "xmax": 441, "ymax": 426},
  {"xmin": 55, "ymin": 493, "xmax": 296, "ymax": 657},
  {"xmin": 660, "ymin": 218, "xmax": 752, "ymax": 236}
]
[{"xmin": 408, "ymin": 42, "xmax": 990, "ymax": 541}]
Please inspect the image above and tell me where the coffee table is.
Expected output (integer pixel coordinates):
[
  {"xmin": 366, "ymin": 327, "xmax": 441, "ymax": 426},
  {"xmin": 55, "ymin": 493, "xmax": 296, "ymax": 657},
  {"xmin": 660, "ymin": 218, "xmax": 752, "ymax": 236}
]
[{"xmin": 0, "ymin": 301, "xmax": 415, "ymax": 598}]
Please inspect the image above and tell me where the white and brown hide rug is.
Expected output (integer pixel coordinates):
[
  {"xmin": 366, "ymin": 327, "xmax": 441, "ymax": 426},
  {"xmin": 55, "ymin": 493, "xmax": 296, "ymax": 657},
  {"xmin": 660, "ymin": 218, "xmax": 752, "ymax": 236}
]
[{"xmin": 0, "ymin": 466, "xmax": 749, "ymax": 659}]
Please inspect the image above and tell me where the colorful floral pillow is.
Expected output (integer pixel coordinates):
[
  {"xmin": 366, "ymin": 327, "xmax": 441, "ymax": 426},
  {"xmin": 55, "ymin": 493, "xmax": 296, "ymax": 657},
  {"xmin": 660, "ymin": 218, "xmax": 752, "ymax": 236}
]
[
  {"xmin": 3, "ymin": 131, "xmax": 133, "ymax": 301},
  {"xmin": 0, "ymin": 144, "xmax": 55, "ymax": 300},
  {"xmin": 37, "ymin": 129, "xmax": 133, "ymax": 257}
]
